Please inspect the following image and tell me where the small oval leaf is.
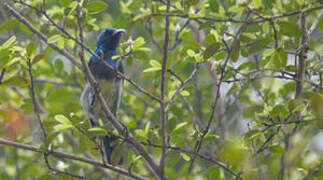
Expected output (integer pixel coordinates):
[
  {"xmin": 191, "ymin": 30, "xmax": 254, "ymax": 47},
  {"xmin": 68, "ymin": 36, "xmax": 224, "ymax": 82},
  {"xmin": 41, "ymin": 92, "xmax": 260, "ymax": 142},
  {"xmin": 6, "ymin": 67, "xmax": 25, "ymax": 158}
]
[
  {"xmin": 87, "ymin": 1, "xmax": 108, "ymax": 14},
  {"xmin": 32, "ymin": 53, "xmax": 45, "ymax": 65},
  {"xmin": 203, "ymin": 43, "xmax": 220, "ymax": 60}
]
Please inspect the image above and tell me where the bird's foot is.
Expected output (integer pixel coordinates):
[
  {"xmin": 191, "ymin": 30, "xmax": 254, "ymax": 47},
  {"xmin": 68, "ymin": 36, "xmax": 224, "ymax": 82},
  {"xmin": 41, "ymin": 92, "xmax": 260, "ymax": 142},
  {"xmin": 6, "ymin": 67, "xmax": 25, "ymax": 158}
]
[
  {"xmin": 119, "ymin": 121, "xmax": 129, "ymax": 141},
  {"xmin": 93, "ymin": 82, "xmax": 101, "ymax": 93}
]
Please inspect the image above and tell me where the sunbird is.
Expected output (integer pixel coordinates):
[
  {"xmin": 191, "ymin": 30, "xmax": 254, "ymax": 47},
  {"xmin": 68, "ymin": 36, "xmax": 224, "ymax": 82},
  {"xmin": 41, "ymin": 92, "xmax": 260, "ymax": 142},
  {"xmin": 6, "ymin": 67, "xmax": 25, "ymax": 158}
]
[{"xmin": 81, "ymin": 28, "xmax": 127, "ymax": 165}]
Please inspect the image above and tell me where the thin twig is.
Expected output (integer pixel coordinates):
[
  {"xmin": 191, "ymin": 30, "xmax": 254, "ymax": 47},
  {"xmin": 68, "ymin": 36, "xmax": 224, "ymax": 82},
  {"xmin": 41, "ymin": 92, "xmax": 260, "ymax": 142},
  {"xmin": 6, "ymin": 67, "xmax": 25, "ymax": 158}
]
[
  {"xmin": 27, "ymin": 58, "xmax": 47, "ymax": 139},
  {"xmin": 0, "ymin": 68, "xmax": 6, "ymax": 84}
]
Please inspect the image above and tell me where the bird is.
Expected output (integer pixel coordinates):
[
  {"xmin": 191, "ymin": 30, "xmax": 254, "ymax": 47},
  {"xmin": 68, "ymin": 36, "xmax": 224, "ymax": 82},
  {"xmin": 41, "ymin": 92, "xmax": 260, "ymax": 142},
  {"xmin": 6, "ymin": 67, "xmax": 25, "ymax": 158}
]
[{"xmin": 81, "ymin": 28, "xmax": 127, "ymax": 165}]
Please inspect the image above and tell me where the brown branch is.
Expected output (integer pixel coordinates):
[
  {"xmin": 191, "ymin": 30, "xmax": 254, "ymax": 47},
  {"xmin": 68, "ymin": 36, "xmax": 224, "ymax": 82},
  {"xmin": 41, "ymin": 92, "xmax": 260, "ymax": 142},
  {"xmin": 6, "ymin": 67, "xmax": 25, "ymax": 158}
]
[
  {"xmin": 159, "ymin": 0, "xmax": 170, "ymax": 178},
  {"xmin": 149, "ymin": 6, "xmax": 323, "ymax": 24},
  {"xmin": 0, "ymin": 139, "xmax": 148, "ymax": 180},
  {"xmin": 34, "ymin": 78, "xmax": 82, "ymax": 89},
  {"xmin": 27, "ymin": 58, "xmax": 47, "ymax": 139},
  {"xmin": 0, "ymin": 68, "xmax": 6, "ymax": 84}
]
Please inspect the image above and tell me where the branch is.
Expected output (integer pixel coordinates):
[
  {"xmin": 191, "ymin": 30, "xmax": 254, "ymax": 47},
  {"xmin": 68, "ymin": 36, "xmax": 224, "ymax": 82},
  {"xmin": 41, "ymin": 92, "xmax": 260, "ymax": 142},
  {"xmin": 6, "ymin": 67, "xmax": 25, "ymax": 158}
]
[
  {"xmin": 34, "ymin": 78, "xmax": 82, "ymax": 89},
  {"xmin": 0, "ymin": 68, "xmax": 6, "ymax": 84},
  {"xmin": 27, "ymin": 58, "xmax": 47, "ymax": 139},
  {"xmin": 149, "ymin": 6, "xmax": 323, "ymax": 24},
  {"xmin": 159, "ymin": 0, "xmax": 171, "ymax": 178},
  {"xmin": 0, "ymin": 139, "xmax": 148, "ymax": 180}
]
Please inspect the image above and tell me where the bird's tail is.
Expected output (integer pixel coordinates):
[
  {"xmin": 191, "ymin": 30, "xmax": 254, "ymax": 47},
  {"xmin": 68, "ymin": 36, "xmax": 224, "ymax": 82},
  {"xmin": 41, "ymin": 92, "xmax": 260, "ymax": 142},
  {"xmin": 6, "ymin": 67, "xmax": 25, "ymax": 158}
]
[{"xmin": 101, "ymin": 135, "xmax": 123, "ymax": 165}]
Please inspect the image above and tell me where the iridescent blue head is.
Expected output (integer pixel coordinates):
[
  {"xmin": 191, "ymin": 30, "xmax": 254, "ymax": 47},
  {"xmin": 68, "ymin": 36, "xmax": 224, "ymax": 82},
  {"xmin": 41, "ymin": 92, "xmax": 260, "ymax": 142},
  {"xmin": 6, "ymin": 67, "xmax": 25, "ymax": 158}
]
[{"xmin": 90, "ymin": 28, "xmax": 127, "ymax": 66}]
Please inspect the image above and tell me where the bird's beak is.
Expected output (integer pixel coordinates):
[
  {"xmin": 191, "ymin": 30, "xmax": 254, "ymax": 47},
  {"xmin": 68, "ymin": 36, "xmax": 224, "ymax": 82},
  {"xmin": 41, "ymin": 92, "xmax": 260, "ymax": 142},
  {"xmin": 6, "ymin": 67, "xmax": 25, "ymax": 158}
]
[{"xmin": 112, "ymin": 29, "xmax": 127, "ymax": 36}]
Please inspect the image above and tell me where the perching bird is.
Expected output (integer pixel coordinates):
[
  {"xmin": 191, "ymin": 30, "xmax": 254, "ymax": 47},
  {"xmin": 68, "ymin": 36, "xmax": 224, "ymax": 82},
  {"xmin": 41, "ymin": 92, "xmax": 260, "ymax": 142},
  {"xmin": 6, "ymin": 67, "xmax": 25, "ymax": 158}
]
[{"xmin": 81, "ymin": 28, "xmax": 127, "ymax": 165}]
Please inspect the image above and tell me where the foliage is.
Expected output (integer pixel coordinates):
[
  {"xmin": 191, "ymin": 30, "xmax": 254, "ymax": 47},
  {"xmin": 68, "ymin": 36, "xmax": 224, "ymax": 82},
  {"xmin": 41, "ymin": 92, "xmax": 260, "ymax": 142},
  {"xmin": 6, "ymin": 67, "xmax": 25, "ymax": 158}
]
[{"xmin": 0, "ymin": 0, "xmax": 322, "ymax": 179}]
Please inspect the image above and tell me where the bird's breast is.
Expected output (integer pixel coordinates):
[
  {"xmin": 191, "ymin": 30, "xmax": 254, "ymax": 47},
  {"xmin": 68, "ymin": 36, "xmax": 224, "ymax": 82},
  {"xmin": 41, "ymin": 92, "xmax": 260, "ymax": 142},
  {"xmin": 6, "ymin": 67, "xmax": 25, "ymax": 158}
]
[{"xmin": 88, "ymin": 60, "xmax": 123, "ymax": 81}]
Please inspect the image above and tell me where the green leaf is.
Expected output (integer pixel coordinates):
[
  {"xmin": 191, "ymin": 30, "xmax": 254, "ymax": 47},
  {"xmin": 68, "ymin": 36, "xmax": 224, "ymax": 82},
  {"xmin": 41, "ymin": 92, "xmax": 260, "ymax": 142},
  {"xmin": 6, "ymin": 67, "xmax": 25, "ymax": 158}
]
[
  {"xmin": 27, "ymin": 42, "xmax": 38, "ymax": 56},
  {"xmin": 269, "ymin": 145, "xmax": 284, "ymax": 154},
  {"xmin": 54, "ymin": 114, "xmax": 71, "ymax": 125},
  {"xmin": 135, "ymin": 129, "xmax": 147, "ymax": 139},
  {"xmin": 244, "ymin": 130, "xmax": 261, "ymax": 140},
  {"xmin": 231, "ymin": 40, "xmax": 240, "ymax": 62},
  {"xmin": 68, "ymin": 1, "xmax": 78, "ymax": 16},
  {"xmin": 180, "ymin": 153, "xmax": 190, "ymax": 161},
  {"xmin": 54, "ymin": 124, "xmax": 74, "ymax": 130},
  {"xmin": 180, "ymin": 90, "xmax": 190, "ymax": 96},
  {"xmin": 278, "ymin": 21, "xmax": 302, "ymax": 38},
  {"xmin": 144, "ymin": 121, "xmax": 151, "ymax": 135},
  {"xmin": 228, "ymin": 6, "xmax": 244, "ymax": 13},
  {"xmin": 47, "ymin": 35, "xmax": 62, "ymax": 44},
  {"xmin": 189, "ymin": 0, "xmax": 200, "ymax": 6},
  {"xmin": 249, "ymin": 37, "xmax": 272, "ymax": 54},
  {"xmin": 87, "ymin": 1, "xmax": 108, "ymax": 14},
  {"xmin": 271, "ymin": 104, "xmax": 288, "ymax": 120},
  {"xmin": 203, "ymin": 43, "xmax": 220, "ymax": 60},
  {"xmin": 318, "ymin": 18, "xmax": 323, "ymax": 32},
  {"xmin": 209, "ymin": 0, "xmax": 219, "ymax": 12},
  {"xmin": 136, "ymin": 47, "xmax": 151, "ymax": 52},
  {"xmin": 268, "ymin": 49, "xmax": 287, "ymax": 69},
  {"xmin": 133, "ymin": 10, "xmax": 150, "ymax": 21},
  {"xmin": 32, "ymin": 53, "xmax": 45, "ymax": 65},
  {"xmin": 110, "ymin": 142, "xmax": 125, "ymax": 166},
  {"xmin": 187, "ymin": 49, "xmax": 195, "ymax": 57},
  {"xmin": 59, "ymin": 0, "xmax": 71, "ymax": 7},
  {"xmin": 143, "ymin": 67, "xmax": 161, "ymax": 72},
  {"xmin": 87, "ymin": 127, "xmax": 107, "ymax": 137},
  {"xmin": 133, "ymin": 37, "xmax": 145, "ymax": 50},
  {"xmin": 2, "ymin": 76, "xmax": 30, "ymax": 87},
  {"xmin": 143, "ymin": 60, "xmax": 161, "ymax": 72},
  {"xmin": 296, "ymin": 0, "xmax": 304, "ymax": 5},
  {"xmin": 45, "ymin": 131, "xmax": 61, "ymax": 148},
  {"xmin": 310, "ymin": 92, "xmax": 323, "ymax": 128},
  {"xmin": 173, "ymin": 122, "xmax": 188, "ymax": 132},
  {"xmin": 214, "ymin": 51, "xmax": 227, "ymax": 61},
  {"xmin": 253, "ymin": 0, "xmax": 261, "ymax": 8},
  {"xmin": 39, "ymin": 144, "xmax": 48, "ymax": 153},
  {"xmin": 223, "ymin": 71, "xmax": 234, "ymax": 81},
  {"xmin": 207, "ymin": 165, "xmax": 221, "ymax": 179},
  {"xmin": 0, "ymin": 19, "xmax": 18, "ymax": 32},
  {"xmin": 2, "ymin": 36, "xmax": 16, "ymax": 49},
  {"xmin": 149, "ymin": 60, "xmax": 161, "ymax": 68}
]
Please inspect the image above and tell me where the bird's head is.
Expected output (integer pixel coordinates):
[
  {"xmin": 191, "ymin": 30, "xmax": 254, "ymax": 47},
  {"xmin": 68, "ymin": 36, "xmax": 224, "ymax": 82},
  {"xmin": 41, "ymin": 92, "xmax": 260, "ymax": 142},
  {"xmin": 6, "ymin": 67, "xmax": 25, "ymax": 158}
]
[{"xmin": 97, "ymin": 28, "xmax": 127, "ymax": 50}]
